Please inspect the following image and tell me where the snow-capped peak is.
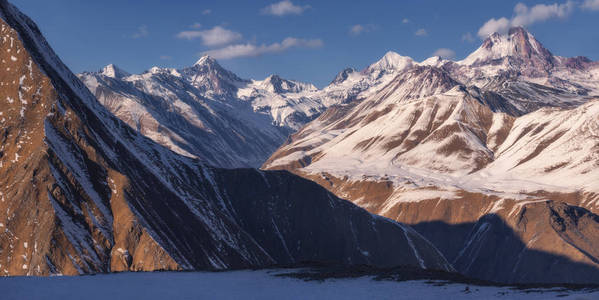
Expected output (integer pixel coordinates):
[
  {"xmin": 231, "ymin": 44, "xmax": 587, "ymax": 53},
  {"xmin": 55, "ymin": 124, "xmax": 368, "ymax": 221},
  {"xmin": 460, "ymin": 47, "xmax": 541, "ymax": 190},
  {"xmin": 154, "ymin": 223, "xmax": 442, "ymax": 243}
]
[
  {"xmin": 366, "ymin": 51, "xmax": 414, "ymax": 74},
  {"xmin": 419, "ymin": 56, "xmax": 446, "ymax": 67},
  {"xmin": 256, "ymin": 74, "xmax": 317, "ymax": 94},
  {"xmin": 459, "ymin": 26, "xmax": 553, "ymax": 66},
  {"xmin": 101, "ymin": 64, "xmax": 130, "ymax": 79},
  {"xmin": 194, "ymin": 55, "xmax": 218, "ymax": 67},
  {"xmin": 330, "ymin": 68, "xmax": 357, "ymax": 85},
  {"xmin": 180, "ymin": 55, "xmax": 246, "ymax": 95}
]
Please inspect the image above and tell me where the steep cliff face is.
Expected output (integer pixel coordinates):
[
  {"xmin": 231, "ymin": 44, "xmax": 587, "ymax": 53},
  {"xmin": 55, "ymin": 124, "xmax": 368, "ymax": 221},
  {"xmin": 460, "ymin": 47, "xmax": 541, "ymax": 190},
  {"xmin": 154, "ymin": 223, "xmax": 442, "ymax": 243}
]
[{"xmin": 0, "ymin": 1, "xmax": 452, "ymax": 276}]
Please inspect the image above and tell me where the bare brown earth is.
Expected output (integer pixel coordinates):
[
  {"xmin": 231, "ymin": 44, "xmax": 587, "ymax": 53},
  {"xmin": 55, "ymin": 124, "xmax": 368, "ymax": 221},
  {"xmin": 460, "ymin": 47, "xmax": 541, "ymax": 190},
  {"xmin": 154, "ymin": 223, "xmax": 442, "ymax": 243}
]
[{"xmin": 0, "ymin": 16, "xmax": 181, "ymax": 275}]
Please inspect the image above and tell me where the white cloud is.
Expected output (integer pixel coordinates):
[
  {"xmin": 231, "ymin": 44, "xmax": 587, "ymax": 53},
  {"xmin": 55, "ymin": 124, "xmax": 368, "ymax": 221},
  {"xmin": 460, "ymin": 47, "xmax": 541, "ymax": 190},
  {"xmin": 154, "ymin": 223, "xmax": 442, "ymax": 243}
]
[
  {"xmin": 581, "ymin": 0, "xmax": 599, "ymax": 10},
  {"xmin": 202, "ymin": 9, "xmax": 212, "ymax": 15},
  {"xmin": 261, "ymin": 1, "xmax": 310, "ymax": 16},
  {"xmin": 478, "ymin": 17, "xmax": 511, "ymax": 38},
  {"xmin": 415, "ymin": 28, "xmax": 428, "ymax": 36},
  {"xmin": 349, "ymin": 24, "xmax": 376, "ymax": 35},
  {"xmin": 176, "ymin": 26, "xmax": 242, "ymax": 46},
  {"xmin": 461, "ymin": 32, "xmax": 475, "ymax": 42},
  {"xmin": 132, "ymin": 25, "xmax": 149, "ymax": 39},
  {"xmin": 432, "ymin": 48, "xmax": 456, "ymax": 59},
  {"xmin": 402, "ymin": 18, "xmax": 410, "ymax": 24},
  {"xmin": 477, "ymin": 1, "xmax": 575, "ymax": 38},
  {"xmin": 203, "ymin": 37, "xmax": 323, "ymax": 59}
]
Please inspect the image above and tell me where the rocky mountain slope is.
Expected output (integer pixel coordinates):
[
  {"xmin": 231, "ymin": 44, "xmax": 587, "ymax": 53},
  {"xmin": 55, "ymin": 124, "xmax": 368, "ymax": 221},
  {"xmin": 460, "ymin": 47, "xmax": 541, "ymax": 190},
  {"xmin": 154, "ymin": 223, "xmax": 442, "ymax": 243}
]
[
  {"xmin": 78, "ymin": 55, "xmax": 332, "ymax": 168},
  {"xmin": 0, "ymin": 1, "xmax": 453, "ymax": 276},
  {"xmin": 264, "ymin": 27, "xmax": 599, "ymax": 283},
  {"xmin": 76, "ymin": 50, "xmax": 461, "ymax": 169}
]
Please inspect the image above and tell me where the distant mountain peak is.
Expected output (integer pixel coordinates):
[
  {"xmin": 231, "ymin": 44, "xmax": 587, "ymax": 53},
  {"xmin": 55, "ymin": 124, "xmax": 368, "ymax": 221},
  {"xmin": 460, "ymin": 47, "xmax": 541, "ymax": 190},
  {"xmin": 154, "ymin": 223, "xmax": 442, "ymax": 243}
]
[
  {"xmin": 366, "ymin": 51, "xmax": 414, "ymax": 75},
  {"xmin": 101, "ymin": 64, "xmax": 130, "ymax": 79},
  {"xmin": 331, "ymin": 67, "xmax": 356, "ymax": 85},
  {"xmin": 462, "ymin": 26, "xmax": 553, "ymax": 66},
  {"xmin": 194, "ymin": 55, "xmax": 218, "ymax": 67},
  {"xmin": 419, "ymin": 56, "xmax": 446, "ymax": 67},
  {"xmin": 258, "ymin": 74, "xmax": 316, "ymax": 94},
  {"xmin": 265, "ymin": 74, "xmax": 282, "ymax": 82}
]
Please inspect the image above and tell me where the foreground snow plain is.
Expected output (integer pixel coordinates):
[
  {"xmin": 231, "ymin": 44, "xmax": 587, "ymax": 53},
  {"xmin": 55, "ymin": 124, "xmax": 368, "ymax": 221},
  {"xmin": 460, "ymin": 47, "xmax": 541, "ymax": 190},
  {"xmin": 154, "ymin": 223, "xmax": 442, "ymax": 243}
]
[{"xmin": 1, "ymin": 270, "xmax": 597, "ymax": 300}]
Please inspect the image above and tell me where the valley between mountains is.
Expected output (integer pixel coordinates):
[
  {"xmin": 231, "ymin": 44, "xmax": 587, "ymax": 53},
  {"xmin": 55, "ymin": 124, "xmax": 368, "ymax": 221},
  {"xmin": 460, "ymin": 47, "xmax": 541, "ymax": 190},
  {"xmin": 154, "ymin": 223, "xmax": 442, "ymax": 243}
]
[{"xmin": 1, "ymin": 0, "xmax": 599, "ymax": 286}]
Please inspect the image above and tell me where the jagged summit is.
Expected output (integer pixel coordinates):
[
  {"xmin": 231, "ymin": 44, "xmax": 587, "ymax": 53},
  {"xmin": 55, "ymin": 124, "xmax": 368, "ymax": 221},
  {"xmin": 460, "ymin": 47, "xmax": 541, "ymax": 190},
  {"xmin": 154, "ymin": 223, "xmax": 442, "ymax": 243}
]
[
  {"xmin": 460, "ymin": 26, "xmax": 554, "ymax": 67},
  {"xmin": 101, "ymin": 64, "xmax": 130, "ymax": 79},
  {"xmin": 188, "ymin": 55, "xmax": 230, "ymax": 75},
  {"xmin": 258, "ymin": 74, "xmax": 317, "ymax": 94},
  {"xmin": 366, "ymin": 51, "xmax": 414, "ymax": 74},
  {"xmin": 330, "ymin": 67, "xmax": 356, "ymax": 85},
  {"xmin": 419, "ymin": 56, "xmax": 446, "ymax": 67},
  {"xmin": 194, "ymin": 55, "xmax": 218, "ymax": 67}
]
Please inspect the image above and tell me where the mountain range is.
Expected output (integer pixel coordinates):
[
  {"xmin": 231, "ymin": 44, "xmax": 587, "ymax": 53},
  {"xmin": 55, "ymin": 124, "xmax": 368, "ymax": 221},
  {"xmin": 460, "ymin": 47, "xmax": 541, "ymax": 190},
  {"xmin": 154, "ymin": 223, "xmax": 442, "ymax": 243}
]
[
  {"xmin": 264, "ymin": 25, "xmax": 599, "ymax": 283},
  {"xmin": 1, "ymin": 0, "xmax": 599, "ymax": 286},
  {"xmin": 0, "ymin": 0, "xmax": 450, "ymax": 276}
]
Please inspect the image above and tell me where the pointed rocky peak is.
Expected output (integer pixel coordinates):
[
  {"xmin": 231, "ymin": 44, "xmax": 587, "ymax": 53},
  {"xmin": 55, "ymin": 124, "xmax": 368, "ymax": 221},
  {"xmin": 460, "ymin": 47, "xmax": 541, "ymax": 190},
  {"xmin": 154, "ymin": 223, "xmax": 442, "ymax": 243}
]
[
  {"xmin": 330, "ymin": 67, "xmax": 356, "ymax": 85},
  {"xmin": 461, "ymin": 26, "xmax": 554, "ymax": 67},
  {"xmin": 187, "ymin": 55, "xmax": 230, "ymax": 76},
  {"xmin": 259, "ymin": 74, "xmax": 317, "ymax": 94},
  {"xmin": 194, "ymin": 55, "xmax": 219, "ymax": 68},
  {"xmin": 180, "ymin": 55, "xmax": 246, "ymax": 95},
  {"xmin": 262, "ymin": 74, "xmax": 285, "ymax": 92},
  {"xmin": 507, "ymin": 26, "xmax": 553, "ymax": 60},
  {"xmin": 419, "ymin": 56, "xmax": 447, "ymax": 67},
  {"xmin": 264, "ymin": 74, "xmax": 283, "ymax": 83},
  {"xmin": 101, "ymin": 64, "xmax": 130, "ymax": 79},
  {"xmin": 366, "ymin": 51, "xmax": 415, "ymax": 74},
  {"xmin": 379, "ymin": 65, "xmax": 460, "ymax": 100}
]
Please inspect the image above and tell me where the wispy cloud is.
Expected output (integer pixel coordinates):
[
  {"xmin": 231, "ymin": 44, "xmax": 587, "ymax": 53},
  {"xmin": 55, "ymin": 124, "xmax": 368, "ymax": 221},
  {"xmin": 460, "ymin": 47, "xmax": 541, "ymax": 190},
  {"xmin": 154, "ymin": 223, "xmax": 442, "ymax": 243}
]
[
  {"xmin": 176, "ymin": 26, "xmax": 242, "ymax": 46},
  {"xmin": 160, "ymin": 55, "xmax": 173, "ymax": 60},
  {"xmin": 190, "ymin": 23, "xmax": 202, "ymax": 29},
  {"xmin": 349, "ymin": 24, "xmax": 376, "ymax": 36},
  {"xmin": 415, "ymin": 28, "xmax": 427, "ymax": 36},
  {"xmin": 202, "ymin": 9, "xmax": 212, "ymax": 15},
  {"xmin": 432, "ymin": 48, "xmax": 456, "ymax": 59},
  {"xmin": 581, "ymin": 0, "xmax": 599, "ymax": 10},
  {"xmin": 478, "ymin": 1, "xmax": 575, "ymax": 38},
  {"xmin": 261, "ymin": 0, "xmax": 310, "ymax": 16},
  {"xmin": 203, "ymin": 37, "xmax": 323, "ymax": 59},
  {"xmin": 132, "ymin": 25, "xmax": 149, "ymax": 39},
  {"xmin": 461, "ymin": 32, "xmax": 475, "ymax": 42},
  {"xmin": 402, "ymin": 18, "xmax": 410, "ymax": 24}
]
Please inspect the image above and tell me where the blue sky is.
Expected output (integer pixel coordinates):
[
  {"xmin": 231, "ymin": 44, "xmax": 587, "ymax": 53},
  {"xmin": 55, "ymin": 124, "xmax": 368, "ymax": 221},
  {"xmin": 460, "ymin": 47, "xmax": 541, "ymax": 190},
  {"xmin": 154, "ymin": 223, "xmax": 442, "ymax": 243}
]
[{"xmin": 10, "ymin": 0, "xmax": 599, "ymax": 87}]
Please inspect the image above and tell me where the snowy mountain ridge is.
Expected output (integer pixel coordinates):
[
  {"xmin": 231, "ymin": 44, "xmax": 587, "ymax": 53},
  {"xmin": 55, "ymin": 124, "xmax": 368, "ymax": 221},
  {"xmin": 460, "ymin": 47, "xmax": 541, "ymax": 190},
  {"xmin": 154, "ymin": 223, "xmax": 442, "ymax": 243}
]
[{"xmin": 262, "ymin": 26, "xmax": 599, "ymax": 284}]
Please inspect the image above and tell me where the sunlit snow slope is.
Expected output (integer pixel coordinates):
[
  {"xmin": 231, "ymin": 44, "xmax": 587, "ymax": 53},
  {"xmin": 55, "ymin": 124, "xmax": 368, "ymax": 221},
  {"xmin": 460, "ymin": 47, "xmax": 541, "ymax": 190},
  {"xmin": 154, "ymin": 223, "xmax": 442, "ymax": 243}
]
[{"xmin": 264, "ymin": 27, "xmax": 599, "ymax": 284}]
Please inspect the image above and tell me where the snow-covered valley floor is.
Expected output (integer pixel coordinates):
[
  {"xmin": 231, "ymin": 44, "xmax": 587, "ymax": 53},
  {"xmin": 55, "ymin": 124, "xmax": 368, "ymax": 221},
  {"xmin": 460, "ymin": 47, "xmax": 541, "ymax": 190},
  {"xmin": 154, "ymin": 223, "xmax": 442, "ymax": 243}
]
[{"xmin": 1, "ymin": 269, "xmax": 598, "ymax": 300}]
